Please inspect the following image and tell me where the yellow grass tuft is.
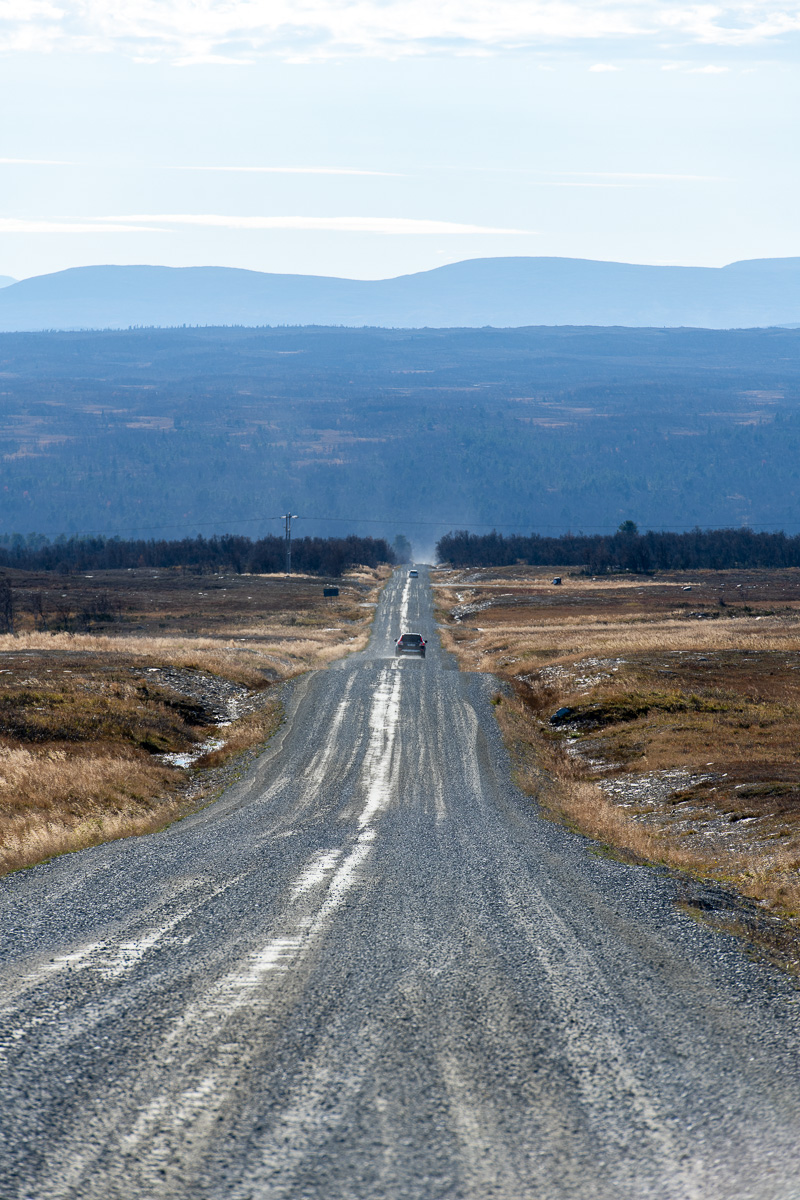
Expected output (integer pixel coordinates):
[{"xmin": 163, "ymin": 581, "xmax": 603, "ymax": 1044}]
[{"xmin": 0, "ymin": 745, "xmax": 181, "ymax": 874}]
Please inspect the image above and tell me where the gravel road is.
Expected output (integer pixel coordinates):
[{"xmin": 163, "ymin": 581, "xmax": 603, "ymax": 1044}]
[{"xmin": 2, "ymin": 568, "xmax": 800, "ymax": 1199}]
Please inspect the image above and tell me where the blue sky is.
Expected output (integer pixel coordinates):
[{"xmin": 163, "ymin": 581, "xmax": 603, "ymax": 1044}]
[{"xmin": 1, "ymin": 1, "xmax": 799, "ymax": 281}]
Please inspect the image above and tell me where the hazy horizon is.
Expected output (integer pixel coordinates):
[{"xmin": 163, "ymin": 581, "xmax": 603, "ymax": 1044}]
[
  {"xmin": 5, "ymin": 251, "xmax": 800, "ymax": 288},
  {"xmin": 4, "ymin": 256, "xmax": 800, "ymax": 332}
]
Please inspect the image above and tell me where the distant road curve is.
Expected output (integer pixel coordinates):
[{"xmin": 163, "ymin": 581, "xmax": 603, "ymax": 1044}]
[{"xmin": 1, "ymin": 568, "xmax": 799, "ymax": 1198}]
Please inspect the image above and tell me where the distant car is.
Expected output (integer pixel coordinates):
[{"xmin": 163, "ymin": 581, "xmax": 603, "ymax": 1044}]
[
  {"xmin": 409, "ymin": 569, "xmax": 419, "ymax": 578},
  {"xmin": 395, "ymin": 633, "xmax": 426, "ymax": 657}
]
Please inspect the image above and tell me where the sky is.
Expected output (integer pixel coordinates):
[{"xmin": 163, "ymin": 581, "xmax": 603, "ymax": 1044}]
[{"xmin": 1, "ymin": 1, "xmax": 799, "ymax": 282}]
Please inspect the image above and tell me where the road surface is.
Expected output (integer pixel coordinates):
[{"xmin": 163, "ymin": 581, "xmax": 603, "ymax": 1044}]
[{"xmin": 2, "ymin": 568, "xmax": 800, "ymax": 1199}]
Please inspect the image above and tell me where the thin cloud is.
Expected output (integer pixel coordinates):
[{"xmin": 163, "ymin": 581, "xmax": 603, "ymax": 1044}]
[
  {"xmin": 99, "ymin": 213, "xmax": 536, "ymax": 234},
  {"xmin": 173, "ymin": 53, "xmax": 255, "ymax": 66},
  {"xmin": 533, "ymin": 181, "xmax": 636, "ymax": 188},
  {"xmin": 554, "ymin": 170, "xmax": 728, "ymax": 181},
  {"xmin": 662, "ymin": 61, "xmax": 731, "ymax": 72},
  {"xmin": 176, "ymin": 165, "xmax": 401, "ymax": 177},
  {"xmin": 2, "ymin": 0, "xmax": 800, "ymax": 59},
  {"xmin": 0, "ymin": 157, "xmax": 75, "ymax": 165},
  {"xmin": 0, "ymin": 218, "xmax": 162, "ymax": 233}
]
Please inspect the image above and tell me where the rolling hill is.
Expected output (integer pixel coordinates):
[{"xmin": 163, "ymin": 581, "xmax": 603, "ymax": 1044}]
[{"xmin": 1, "ymin": 256, "xmax": 799, "ymax": 331}]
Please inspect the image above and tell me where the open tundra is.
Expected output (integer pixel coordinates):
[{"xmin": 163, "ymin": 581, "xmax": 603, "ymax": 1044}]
[{"xmin": 1, "ymin": 569, "xmax": 800, "ymax": 1198}]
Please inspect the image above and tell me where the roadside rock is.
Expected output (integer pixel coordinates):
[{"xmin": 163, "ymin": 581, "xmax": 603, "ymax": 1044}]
[{"xmin": 132, "ymin": 666, "xmax": 271, "ymax": 724}]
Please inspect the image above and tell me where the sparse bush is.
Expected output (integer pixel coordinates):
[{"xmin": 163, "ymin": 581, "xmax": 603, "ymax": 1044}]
[
  {"xmin": 437, "ymin": 527, "xmax": 800, "ymax": 573},
  {"xmin": 0, "ymin": 533, "xmax": 395, "ymax": 577},
  {"xmin": 0, "ymin": 578, "xmax": 13, "ymax": 634}
]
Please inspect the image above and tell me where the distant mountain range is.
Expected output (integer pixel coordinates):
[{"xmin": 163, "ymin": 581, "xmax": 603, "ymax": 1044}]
[
  {"xmin": 1, "ymin": 257, "xmax": 800, "ymax": 330},
  {"xmin": 0, "ymin": 276, "xmax": 16, "ymax": 289}
]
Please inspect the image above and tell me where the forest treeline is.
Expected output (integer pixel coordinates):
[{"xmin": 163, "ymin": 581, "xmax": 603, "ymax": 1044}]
[
  {"xmin": 2, "ymin": 326, "xmax": 800, "ymax": 540},
  {"xmin": 0, "ymin": 533, "xmax": 394, "ymax": 576},
  {"xmin": 436, "ymin": 527, "xmax": 800, "ymax": 573}
]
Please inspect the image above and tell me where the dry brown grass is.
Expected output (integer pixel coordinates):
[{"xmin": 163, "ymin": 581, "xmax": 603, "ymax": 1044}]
[
  {"xmin": 0, "ymin": 565, "xmax": 385, "ymax": 874},
  {"xmin": 494, "ymin": 686, "xmax": 800, "ymax": 918},
  {"xmin": 194, "ymin": 701, "xmax": 282, "ymax": 769},
  {"xmin": 438, "ymin": 610, "xmax": 800, "ymax": 670},
  {"xmin": 435, "ymin": 566, "xmax": 800, "ymax": 953},
  {"xmin": 0, "ymin": 746, "xmax": 184, "ymax": 874},
  {"xmin": 0, "ymin": 627, "xmax": 369, "ymax": 686}
]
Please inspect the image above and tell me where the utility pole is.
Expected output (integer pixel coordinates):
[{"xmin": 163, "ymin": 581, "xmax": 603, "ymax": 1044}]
[{"xmin": 282, "ymin": 513, "xmax": 298, "ymax": 576}]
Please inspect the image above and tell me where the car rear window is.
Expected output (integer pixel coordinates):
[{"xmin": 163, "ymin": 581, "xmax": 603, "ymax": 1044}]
[{"xmin": 399, "ymin": 634, "xmax": 422, "ymax": 644}]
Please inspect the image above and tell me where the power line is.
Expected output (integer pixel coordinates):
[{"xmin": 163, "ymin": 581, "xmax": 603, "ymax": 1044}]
[
  {"xmin": 298, "ymin": 516, "xmax": 800, "ymax": 533},
  {"xmin": 281, "ymin": 512, "xmax": 298, "ymax": 575}
]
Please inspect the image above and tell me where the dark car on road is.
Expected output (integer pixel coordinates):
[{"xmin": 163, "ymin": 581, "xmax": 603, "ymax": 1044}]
[{"xmin": 395, "ymin": 633, "xmax": 426, "ymax": 658}]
